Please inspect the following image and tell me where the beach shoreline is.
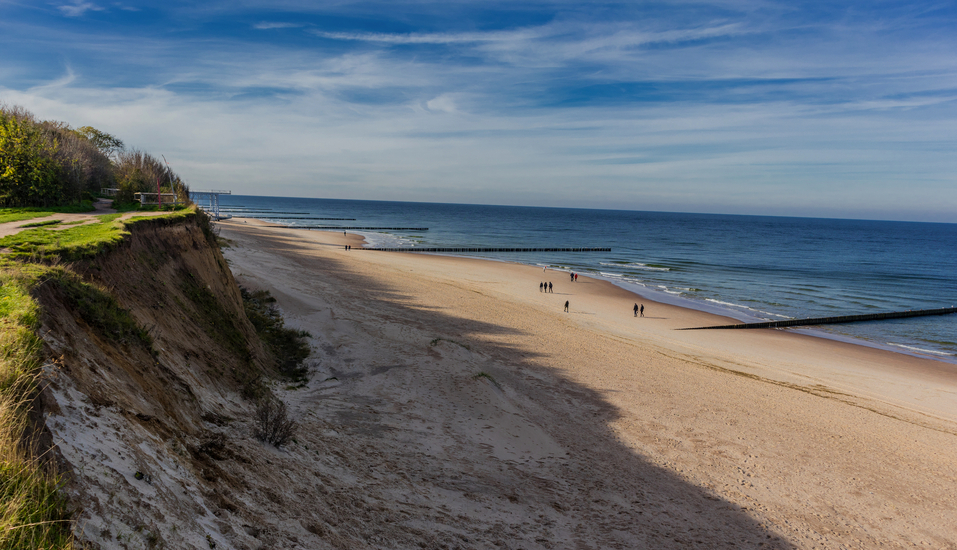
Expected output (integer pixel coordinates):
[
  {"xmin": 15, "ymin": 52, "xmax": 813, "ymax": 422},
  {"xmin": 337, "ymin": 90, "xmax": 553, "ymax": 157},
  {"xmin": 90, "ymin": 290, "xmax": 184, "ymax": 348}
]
[{"xmin": 217, "ymin": 218, "xmax": 957, "ymax": 547}]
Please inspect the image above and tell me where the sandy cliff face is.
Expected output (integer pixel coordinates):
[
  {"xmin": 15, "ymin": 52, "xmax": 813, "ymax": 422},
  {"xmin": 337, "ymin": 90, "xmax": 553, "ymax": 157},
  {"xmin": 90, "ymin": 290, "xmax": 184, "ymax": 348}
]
[{"xmin": 36, "ymin": 217, "xmax": 280, "ymax": 549}]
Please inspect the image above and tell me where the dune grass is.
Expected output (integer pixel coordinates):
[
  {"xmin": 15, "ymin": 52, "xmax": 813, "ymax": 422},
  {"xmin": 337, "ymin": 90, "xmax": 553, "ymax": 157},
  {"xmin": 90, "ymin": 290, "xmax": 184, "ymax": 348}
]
[{"xmin": 0, "ymin": 264, "xmax": 74, "ymax": 549}]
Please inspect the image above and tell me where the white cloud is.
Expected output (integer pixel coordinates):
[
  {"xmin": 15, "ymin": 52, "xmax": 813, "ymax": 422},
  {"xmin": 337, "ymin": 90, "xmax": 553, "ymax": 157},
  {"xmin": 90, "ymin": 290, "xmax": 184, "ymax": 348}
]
[
  {"xmin": 425, "ymin": 94, "xmax": 457, "ymax": 113},
  {"xmin": 57, "ymin": 1, "xmax": 104, "ymax": 17},
  {"xmin": 253, "ymin": 22, "xmax": 305, "ymax": 30},
  {"xmin": 309, "ymin": 27, "xmax": 544, "ymax": 45},
  {"xmin": 4, "ymin": 2, "xmax": 956, "ymax": 220}
]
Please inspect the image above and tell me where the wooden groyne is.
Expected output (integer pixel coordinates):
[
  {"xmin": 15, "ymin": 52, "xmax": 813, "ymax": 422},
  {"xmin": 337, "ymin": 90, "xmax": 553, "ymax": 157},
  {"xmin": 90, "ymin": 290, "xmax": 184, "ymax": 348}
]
[
  {"xmin": 221, "ymin": 210, "xmax": 309, "ymax": 214},
  {"xmin": 233, "ymin": 216, "xmax": 357, "ymax": 220},
  {"xmin": 303, "ymin": 227, "xmax": 429, "ymax": 231},
  {"xmin": 680, "ymin": 307, "xmax": 957, "ymax": 330},
  {"xmin": 358, "ymin": 247, "xmax": 611, "ymax": 253}
]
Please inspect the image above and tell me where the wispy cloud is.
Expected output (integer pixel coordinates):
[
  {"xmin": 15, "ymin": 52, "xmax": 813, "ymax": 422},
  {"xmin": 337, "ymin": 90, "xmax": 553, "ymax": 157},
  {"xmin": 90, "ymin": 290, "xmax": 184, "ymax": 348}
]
[
  {"xmin": 308, "ymin": 28, "xmax": 533, "ymax": 45},
  {"xmin": 253, "ymin": 22, "xmax": 305, "ymax": 30},
  {"xmin": 2, "ymin": 1, "xmax": 955, "ymax": 220},
  {"xmin": 57, "ymin": 1, "xmax": 104, "ymax": 17}
]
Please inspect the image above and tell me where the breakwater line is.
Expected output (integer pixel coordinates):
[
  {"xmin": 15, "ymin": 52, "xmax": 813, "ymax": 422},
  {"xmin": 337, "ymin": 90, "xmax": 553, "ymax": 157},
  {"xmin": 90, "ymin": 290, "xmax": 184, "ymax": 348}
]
[
  {"xmin": 233, "ymin": 216, "xmax": 357, "ymax": 220},
  {"xmin": 305, "ymin": 227, "xmax": 430, "ymax": 231},
  {"xmin": 680, "ymin": 307, "xmax": 957, "ymax": 330},
  {"xmin": 359, "ymin": 247, "xmax": 611, "ymax": 252}
]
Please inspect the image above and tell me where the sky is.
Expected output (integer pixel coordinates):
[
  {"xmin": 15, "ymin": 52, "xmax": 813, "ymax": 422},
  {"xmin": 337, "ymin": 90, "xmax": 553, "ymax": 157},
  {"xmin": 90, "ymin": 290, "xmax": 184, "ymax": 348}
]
[{"xmin": 1, "ymin": 1, "xmax": 955, "ymax": 222}]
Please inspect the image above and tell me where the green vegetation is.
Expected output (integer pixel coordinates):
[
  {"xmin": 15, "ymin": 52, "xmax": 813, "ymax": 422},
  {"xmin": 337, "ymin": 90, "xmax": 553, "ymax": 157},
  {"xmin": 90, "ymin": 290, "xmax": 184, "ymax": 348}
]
[
  {"xmin": 241, "ymin": 288, "xmax": 311, "ymax": 381},
  {"xmin": 0, "ymin": 203, "xmax": 95, "ymax": 225},
  {"xmin": 0, "ymin": 105, "xmax": 202, "ymax": 548},
  {"xmin": 1, "ymin": 104, "xmax": 188, "ymax": 209},
  {"xmin": 0, "ymin": 214, "xmax": 126, "ymax": 261},
  {"xmin": 181, "ymin": 273, "xmax": 269, "ymax": 399},
  {"xmin": 17, "ymin": 220, "xmax": 62, "ymax": 228},
  {"xmin": 0, "ymin": 111, "xmax": 60, "ymax": 207},
  {"xmin": 0, "ymin": 264, "xmax": 74, "ymax": 548},
  {"xmin": 0, "ymin": 208, "xmax": 192, "ymax": 262},
  {"xmin": 48, "ymin": 269, "xmax": 153, "ymax": 348}
]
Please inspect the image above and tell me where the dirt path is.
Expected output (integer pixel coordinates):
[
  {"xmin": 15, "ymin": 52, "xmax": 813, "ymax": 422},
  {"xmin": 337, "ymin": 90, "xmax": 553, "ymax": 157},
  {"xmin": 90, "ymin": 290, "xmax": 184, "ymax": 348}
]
[{"xmin": 0, "ymin": 199, "xmax": 173, "ymax": 239}]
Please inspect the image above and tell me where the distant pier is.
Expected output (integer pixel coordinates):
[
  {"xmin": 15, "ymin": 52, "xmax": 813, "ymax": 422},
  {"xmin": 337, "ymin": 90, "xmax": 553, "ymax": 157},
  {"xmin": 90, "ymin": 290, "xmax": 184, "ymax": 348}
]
[
  {"xmin": 680, "ymin": 307, "xmax": 957, "ymax": 330},
  {"xmin": 359, "ymin": 247, "xmax": 611, "ymax": 253}
]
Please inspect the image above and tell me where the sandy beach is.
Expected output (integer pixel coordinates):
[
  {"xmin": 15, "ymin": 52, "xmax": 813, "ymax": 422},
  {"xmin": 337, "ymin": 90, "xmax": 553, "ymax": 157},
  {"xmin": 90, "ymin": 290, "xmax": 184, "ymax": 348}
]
[{"xmin": 218, "ymin": 218, "xmax": 957, "ymax": 549}]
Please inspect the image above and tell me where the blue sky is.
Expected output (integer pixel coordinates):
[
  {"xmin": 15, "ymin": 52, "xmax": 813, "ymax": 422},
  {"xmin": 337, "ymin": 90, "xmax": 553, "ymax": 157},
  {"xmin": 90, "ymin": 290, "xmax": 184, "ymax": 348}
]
[{"xmin": 1, "ymin": 1, "xmax": 955, "ymax": 221}]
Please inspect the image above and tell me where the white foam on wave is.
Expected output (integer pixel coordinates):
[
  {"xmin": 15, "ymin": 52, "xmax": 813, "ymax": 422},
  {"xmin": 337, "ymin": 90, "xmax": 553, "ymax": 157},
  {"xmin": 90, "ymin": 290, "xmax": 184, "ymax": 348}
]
[
  {"xmin": 703, "ymin": 299, "xmax": 792, "ymax": 320},
  {"xmin": 355, "ymin": 231, "xmax": 415, "ymax": 249},
  {"xmin": 706, "ymin": 298, "xmax": 749, "ymax": 309},
  {"xmin": 886, "ymin": 343, "xmax": 954, "ymax": 356},
  {"xmin": 599, "ymin": 262, "xmax": 670, "ymax": 272}
]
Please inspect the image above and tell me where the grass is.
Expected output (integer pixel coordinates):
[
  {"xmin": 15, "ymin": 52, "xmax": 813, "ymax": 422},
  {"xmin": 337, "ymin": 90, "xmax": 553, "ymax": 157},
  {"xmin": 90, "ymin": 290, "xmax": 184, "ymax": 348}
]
[
  {"xmin": 0, "ymin": 264, "xmax": 74, "ymax": 548},
  {"xmin": 0, "ymin": 215, "xmax": 127, "ymax": 261},
  {"xmin": 0, "ymin": 203, "xmax": 95, "ymax": 224},
  {"xmin": 182, "ymin": 274, "xmax": 267, "ymax": 399},
  {"xmin": 17, "ymin": 220, "xmax": 62, "ymax": 229},
  {"xmin": 46, "ymin": 269, "xmax": 153, "ymax": 348},
  {"xmin": 113, "ymin": 202, "xmax": 190, "ymax": 214},
  {"xmin": 241, "ymin": 288, "xmax": 311, "ymax": 381},
  {"xmin": 0, "ymin": 206, "xmax": 196, "ymax": 548},
  {"xmin": 0, "ymin": 207, "xmax": 195, "ymax": 262}
]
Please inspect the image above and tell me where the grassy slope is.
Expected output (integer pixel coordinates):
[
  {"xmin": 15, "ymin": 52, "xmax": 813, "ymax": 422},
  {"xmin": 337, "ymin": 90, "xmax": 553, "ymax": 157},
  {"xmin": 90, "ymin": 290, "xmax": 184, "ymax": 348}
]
[{"xmin": 0, "ymin": 206, "xmax": 192, "ymax": 548}]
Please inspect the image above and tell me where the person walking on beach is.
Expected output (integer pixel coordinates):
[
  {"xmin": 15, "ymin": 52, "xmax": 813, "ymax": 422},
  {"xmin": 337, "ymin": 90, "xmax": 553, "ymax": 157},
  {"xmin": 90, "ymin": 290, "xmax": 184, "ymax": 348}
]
[
  {"xmin": 548, "ymin": 282, "xmax": 553, "ymax": 293},
  {"xmin": 634, "ymin": 303, "xmax": 639, "ymax": 317},
  {"xmin": 539, "ymin": 282, "xmax": 544, "ymax": 292},
  {"xmin": 564, "ymin": 300, "xmax": 569, "ymax": 312},
  {"xmin": 640, "ymin": 304, "xmax": 645, "ymax": 317},
  {"xmin": 574, "ymin": 273, "xmax": 578, "ymax": 282}
]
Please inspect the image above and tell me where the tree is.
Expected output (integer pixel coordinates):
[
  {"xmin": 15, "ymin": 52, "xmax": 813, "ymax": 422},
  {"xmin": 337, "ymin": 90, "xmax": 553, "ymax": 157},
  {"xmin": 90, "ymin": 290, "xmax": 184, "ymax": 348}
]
[
  {"xmin": 0, "ymin": 113, "xmax": 61, "ymax": 207},
  {"xmin": 76, "ymin": 126, "xmax": 125, "ymax": 159}
]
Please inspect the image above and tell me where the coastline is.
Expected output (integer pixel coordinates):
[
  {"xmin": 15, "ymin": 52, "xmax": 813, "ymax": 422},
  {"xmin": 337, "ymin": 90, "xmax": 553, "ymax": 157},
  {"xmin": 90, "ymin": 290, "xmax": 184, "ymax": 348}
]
[
  {"xmin": 218, "ymin": 218, "xmax": 957, "ymax": 547},
  {"xmin": 345, "ymin": 222, "xmax": 957, "ymax": 366}
]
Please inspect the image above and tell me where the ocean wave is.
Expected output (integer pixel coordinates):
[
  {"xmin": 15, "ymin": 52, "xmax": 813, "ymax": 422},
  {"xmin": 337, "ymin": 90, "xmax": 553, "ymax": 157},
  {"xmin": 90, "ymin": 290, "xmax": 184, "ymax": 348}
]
[
  {"xmin": 755, "ymin": 310, "xmax": 791, "ymax": 319},
  {"xmin": 599, "ymin": 262, "xmax": 670, "ymax": 272},
  {"xmin": 706, "ymin": 298, "xmax": 749, "ymax": 309},
  {"xmin": 704, "ymin": 299, "xmax": 789, "ymax": 320},
  {"xmin": 886, "ymin": 343, "xmax": 954, "ymax": 356}
]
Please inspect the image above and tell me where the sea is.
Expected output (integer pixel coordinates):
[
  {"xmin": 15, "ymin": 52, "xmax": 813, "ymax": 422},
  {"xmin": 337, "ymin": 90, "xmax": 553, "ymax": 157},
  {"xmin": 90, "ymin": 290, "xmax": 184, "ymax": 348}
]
[{"xmin": 214, "ymin": 195, "xmax": 957, "ymax": 364}]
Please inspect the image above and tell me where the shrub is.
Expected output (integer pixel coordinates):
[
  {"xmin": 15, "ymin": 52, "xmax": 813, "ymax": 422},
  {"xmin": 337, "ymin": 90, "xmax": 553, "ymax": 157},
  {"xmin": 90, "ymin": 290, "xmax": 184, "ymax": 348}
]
[
  {"xmin": 0, "ymin": 110, "xmax": 62, "ymax": 207},
  {"xmin": 240, "ymin": 288, "xmax": 310, "ymax": 381},
  {"xmin": 252, "ymin": 398, "xmax": 297, "ymax": 447}
]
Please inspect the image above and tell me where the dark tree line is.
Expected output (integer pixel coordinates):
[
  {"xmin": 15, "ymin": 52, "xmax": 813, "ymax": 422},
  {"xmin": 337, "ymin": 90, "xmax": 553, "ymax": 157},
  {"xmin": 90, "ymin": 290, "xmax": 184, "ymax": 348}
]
[{"xmin": 0, "ymin": 104, "xmax": 188, "ymax": 207}]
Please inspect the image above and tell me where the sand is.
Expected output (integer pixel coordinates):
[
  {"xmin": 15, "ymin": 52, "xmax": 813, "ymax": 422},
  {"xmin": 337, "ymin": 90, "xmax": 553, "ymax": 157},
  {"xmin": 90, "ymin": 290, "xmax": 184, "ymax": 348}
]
[{"xmin": 218, "ymin": 218, "xmax": 957, "ymax": 549}]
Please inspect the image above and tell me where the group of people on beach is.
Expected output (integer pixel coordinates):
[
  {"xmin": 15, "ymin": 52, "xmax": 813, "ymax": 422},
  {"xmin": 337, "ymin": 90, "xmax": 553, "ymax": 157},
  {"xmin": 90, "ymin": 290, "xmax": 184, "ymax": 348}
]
[{"xmin": 540, "ymin": 275, "xmax": 645, "ymax": 317}]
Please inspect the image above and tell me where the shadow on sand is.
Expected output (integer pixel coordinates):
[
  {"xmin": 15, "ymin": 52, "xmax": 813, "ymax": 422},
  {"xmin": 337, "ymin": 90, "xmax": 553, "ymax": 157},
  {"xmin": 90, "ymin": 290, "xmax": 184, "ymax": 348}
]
[{"xmin": 226, "ymin": 224, "xmax": 793, "ymax": 549}]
